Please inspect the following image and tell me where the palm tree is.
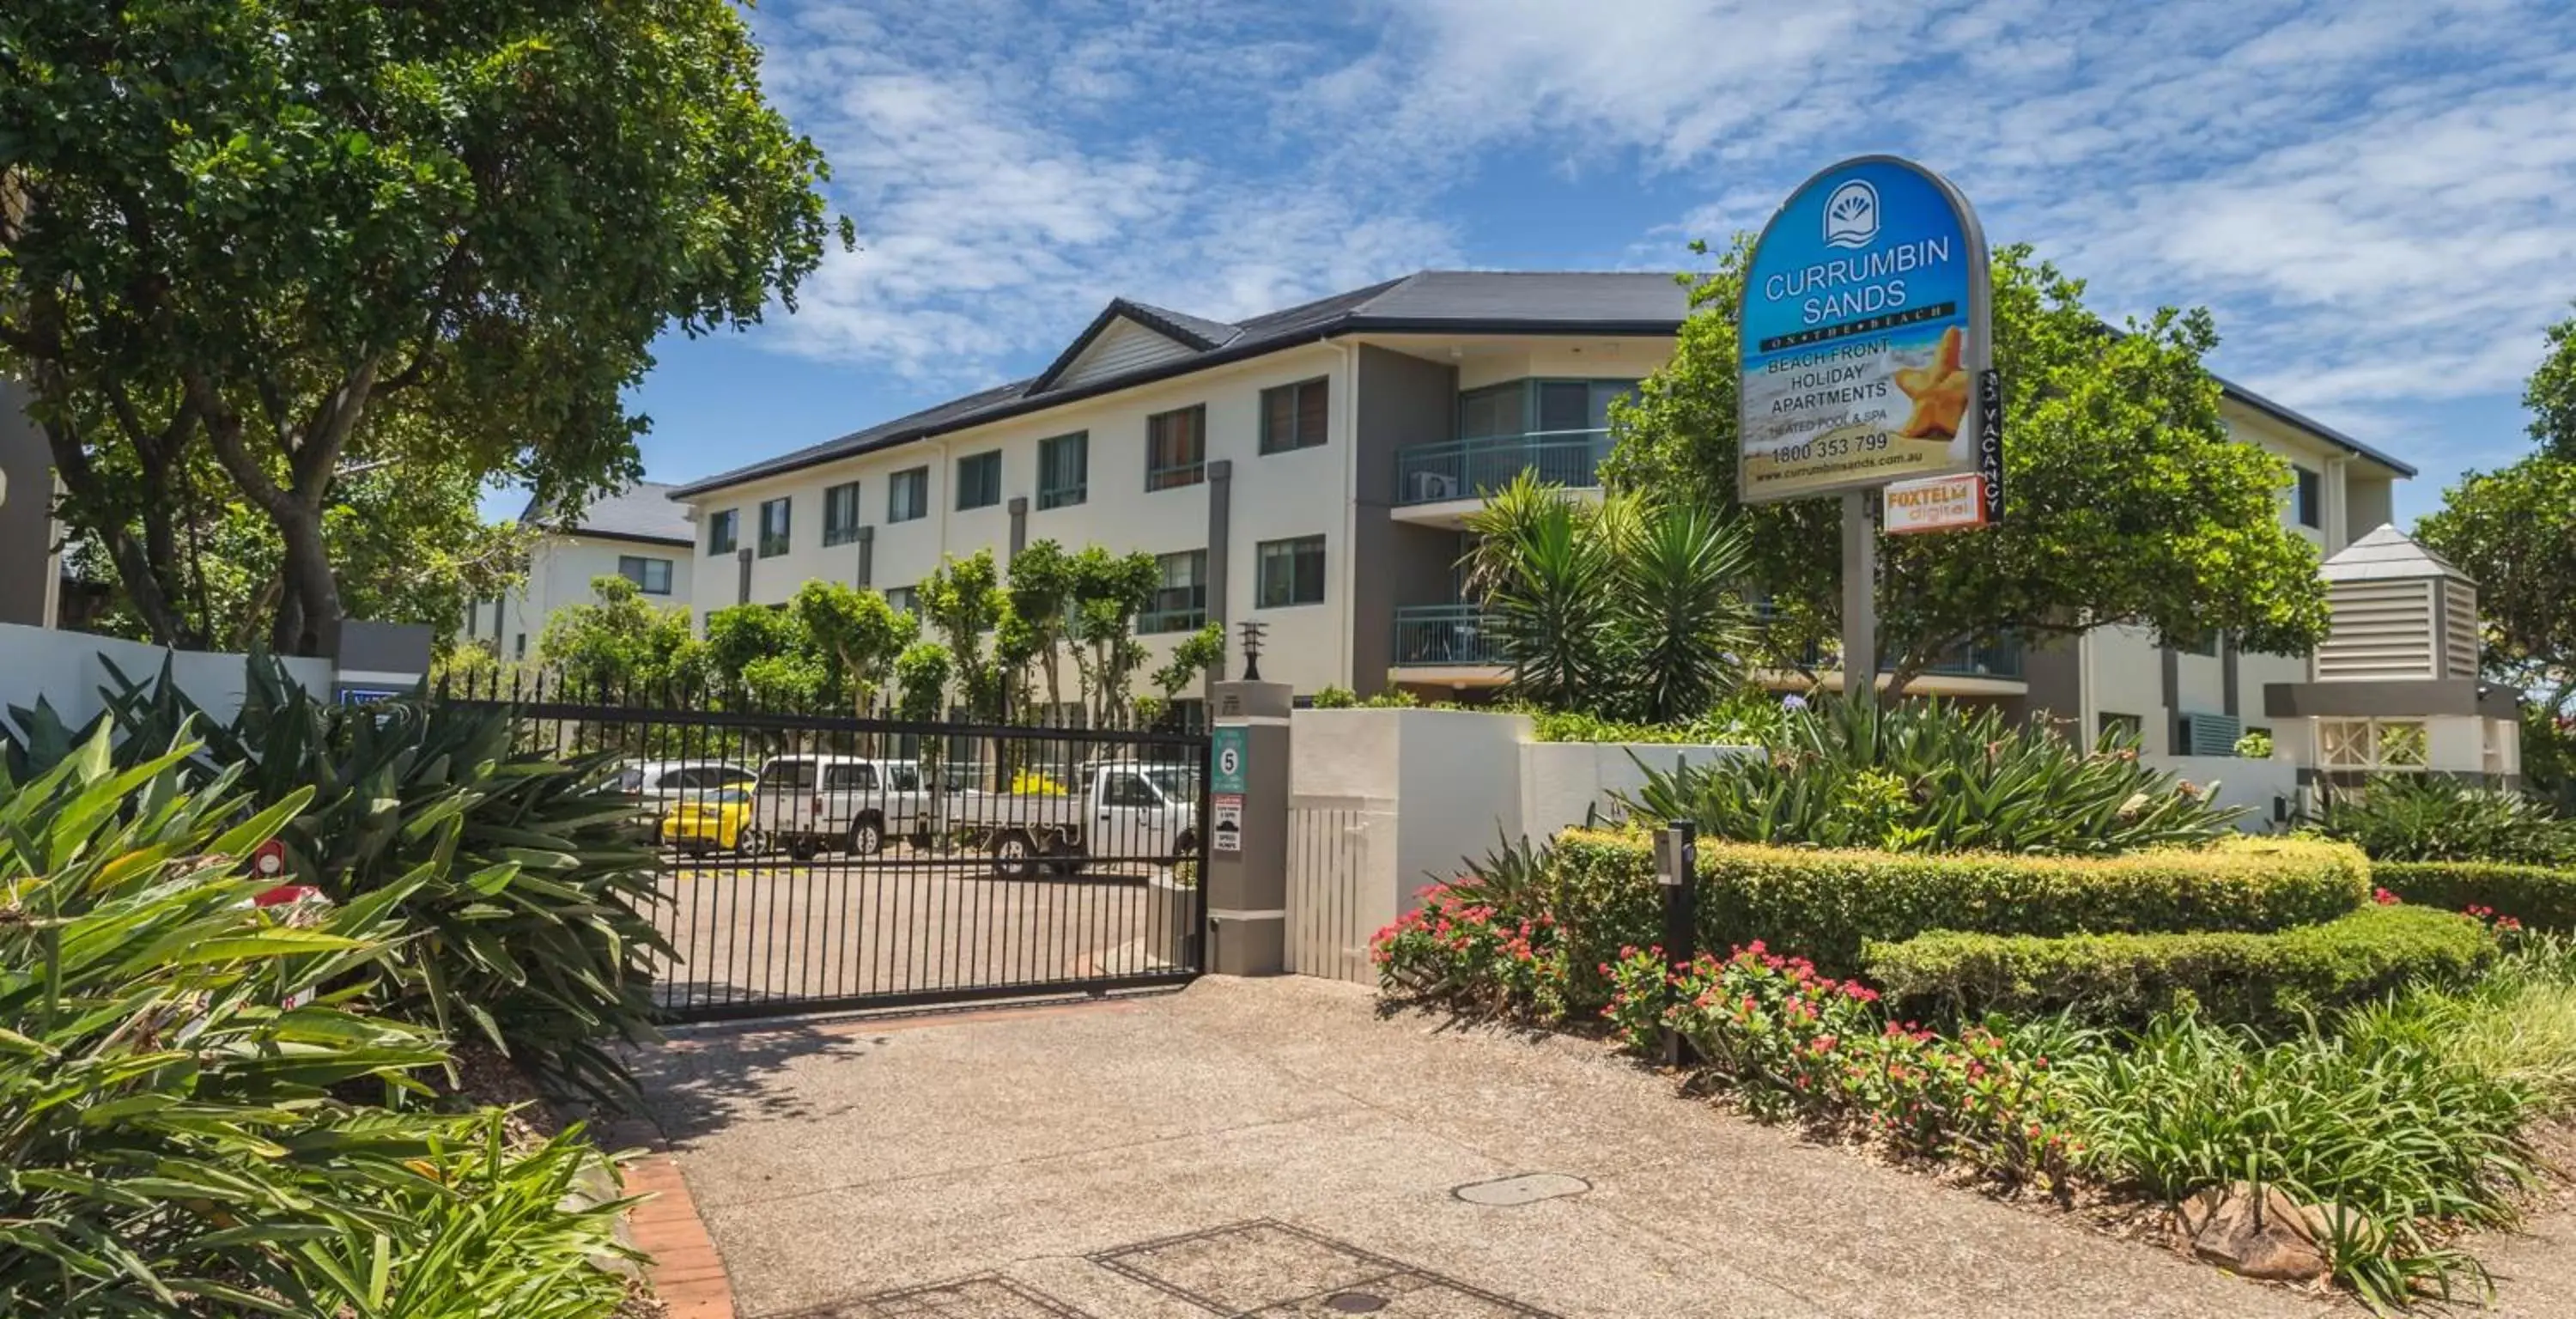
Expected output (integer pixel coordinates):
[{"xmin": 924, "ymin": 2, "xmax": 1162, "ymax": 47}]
[{"xmin": 1464, "ymin": 472, "xmax": 1753, "ymax": 721}]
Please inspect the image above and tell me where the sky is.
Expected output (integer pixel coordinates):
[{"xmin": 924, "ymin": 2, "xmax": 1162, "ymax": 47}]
[{"xmin": 586, "ymin": 0, "xmax": 2576, "ymax": 526}]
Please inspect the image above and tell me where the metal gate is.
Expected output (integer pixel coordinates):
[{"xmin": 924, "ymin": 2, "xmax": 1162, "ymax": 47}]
[{"xmin": 460, "ymin": 680, "xmax": 1209, "ymax": 1022}]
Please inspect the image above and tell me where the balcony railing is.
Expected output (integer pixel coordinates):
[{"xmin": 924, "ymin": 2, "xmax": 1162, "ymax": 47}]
[
  {"xmin": 1391, "ymin": 602, "xmax": 2023, "ymax": 679},
  {"xmin": 1392, "ymin": 429, "xmax": 1611, "ymax": 508},
  {"xmin": 1393, "ymin": 604, "xmax": 1500, "ymax": 666}
]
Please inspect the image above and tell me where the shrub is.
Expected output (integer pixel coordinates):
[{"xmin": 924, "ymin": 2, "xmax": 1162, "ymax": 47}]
[
  {"xmin": 1602, "ymin": 944, "xmax": 2086, "ymax": 1186},
  {"xmin": 2063, "ymin": 1011, "xmax": 2534, "ymax": 1310},
  {"xmin": 1620, "ymin": 696, "xmax": 2245, "ymax": 854},
  {"xmin": 2372, "ymin": 860, "xmax": 2576, "ymax": 931},
  {"xmin": 9, "ymin": 657, "xmax": 669, "ymax": 1105},
  {"xmin": 1863, "ymin": 904, "xmax": 2496, "ymax": 1029},
  {"xmin": 2322, "ymin": 774, "xmax": 2576, "ymax": 866},
  {"xmin": 0, "ymin": 733, "xmax": 637, "ymax": 1316},
  {"xmin": 1370, "ymin": 884, "xmax": 1568, "ymax": 1019},
  {"xmin": 1546, "ymin": 830, "xmax": 2369, "ymax": 996},
  {"xmin": 2233, "ymin": 728, "xmax": 2275, "ymax": 759},
  {"xmin": 2346, "ymin": 931, "xmax": 2576, "ymax": 1116}
]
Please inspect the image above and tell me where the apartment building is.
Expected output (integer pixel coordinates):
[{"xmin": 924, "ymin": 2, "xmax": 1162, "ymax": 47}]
[
  {"xmin": 654, "ymin": 270, "xmax": 2415, "ymax": 750},
  {"xmin": 459, "ymin": 482, "xmax": 696, "ymax": 663}
]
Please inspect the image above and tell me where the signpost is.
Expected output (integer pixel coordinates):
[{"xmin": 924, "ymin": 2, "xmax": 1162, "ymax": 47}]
[
  {"xmin": 1210, "ymin": 726, "xmax": 1247, "ymax": 854},
  {"xmin": 1739, "ymin": 156, "xmax": 1996, "ymax": 702}
]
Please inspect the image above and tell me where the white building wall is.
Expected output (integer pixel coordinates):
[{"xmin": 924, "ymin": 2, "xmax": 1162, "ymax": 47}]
[
  {"xmin": 459, "ymin": 534, "xmax": 691, "ymax": 662},
  {"xmin": 685, "ymin": 343, "xmax": 1358, "ymax": 694}
]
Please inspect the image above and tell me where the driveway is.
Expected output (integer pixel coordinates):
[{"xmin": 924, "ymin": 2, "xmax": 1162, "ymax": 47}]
[{"xmin": 630, "ymin": 976, "xmax": 2566, "ymax": 1318}]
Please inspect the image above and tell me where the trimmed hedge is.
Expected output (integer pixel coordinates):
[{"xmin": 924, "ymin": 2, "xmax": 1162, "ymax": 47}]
[
  {"xmin": 1859, "ymin": 904, "xmax": 2495, "ymax": 1028},
  {"xmin": 1546, "ymin": 829, "xmax": 2372, "ymax": 994},
  {"xmin": 2372, "ymin": 860, "xmax": 2576, "ymax": 930}
]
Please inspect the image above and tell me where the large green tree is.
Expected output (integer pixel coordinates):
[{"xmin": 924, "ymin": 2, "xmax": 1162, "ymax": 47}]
[
  {"xmin": 534, "ymin": 574, "xmax": 701, "ymax": 696},
  {"xmin": 1603, "ymin": 241, "xmax": 2330, "ymax": 691},
  {"xmin": 2417, "ymin": 307, "xmax": 2576, "ymax": 811},
  {"xmin": 0, "ymin": 0, "xmax": 846, "ymax": 653}
]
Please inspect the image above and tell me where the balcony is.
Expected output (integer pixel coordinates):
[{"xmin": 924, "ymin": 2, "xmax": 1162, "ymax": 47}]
[
  {"xmin": 1393, "ymin": 604, "xmax": 1500, "ymax": 667},
  {"xmin": 1392, "ymin": 429, "xmax": 1611, "ymax": 517},
  {"xmin": 1387, "ymin": 600, "xmax": 2023, "ymax": 693}
]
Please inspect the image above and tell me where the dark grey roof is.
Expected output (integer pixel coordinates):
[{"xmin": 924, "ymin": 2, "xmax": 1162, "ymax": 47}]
[
  {"xmin": 519, "ymin": 480, "xmax": 694, "ymax": 546},
  {"xmin": 671, "ymin": 269, "xmax": 2413, "ymax": 496},
  {"xmin": 2214, "ymin": 378, "xmax": 2416, "ymax": 478}
]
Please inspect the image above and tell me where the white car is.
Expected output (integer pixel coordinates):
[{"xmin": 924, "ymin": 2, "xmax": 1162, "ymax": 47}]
[
  {"xmin": 752, "ymin": 755, "xmax": 935, "ymax": 860},
  {"xmin": 617, "ymin": 760, "xmax": 756, "ymax": 837}
]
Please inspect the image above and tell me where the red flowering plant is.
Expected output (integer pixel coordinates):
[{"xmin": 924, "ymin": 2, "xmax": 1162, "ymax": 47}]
[
  {"xmin": 1370, "ymin": 883, "xmax": 1570, "ymax": 1019},
  {"xmin": 1602, "ymin": 939, "xmax": 2081, "ymax": 1188}
]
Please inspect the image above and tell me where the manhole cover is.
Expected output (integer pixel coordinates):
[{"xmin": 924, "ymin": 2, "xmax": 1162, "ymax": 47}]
[
  {"xmin": 1325, "ymin": 1294, "xmax": 1388, "ymax": 1314},
  {"xmin": 1452, "ymin": 1172, "xmax": 1590, "ymax": 1207}
]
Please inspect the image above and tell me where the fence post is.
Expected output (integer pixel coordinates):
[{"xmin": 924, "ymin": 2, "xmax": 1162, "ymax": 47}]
[{"xmin": 1654, "ymin": 820, "xmax": 1698, "ymax": 1067}]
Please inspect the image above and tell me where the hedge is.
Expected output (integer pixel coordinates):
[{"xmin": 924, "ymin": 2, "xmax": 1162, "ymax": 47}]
[
  {"xmin": 1546, "ymin": 830, "xmax": 2372, "ymax": 995},
  {"xmin": 2372, "ymin": 860, "xmax": 2576, "ymax": 930},
  {"xmin": 1859, "ymin": 904, "xmax": 2495, "ymax": 1029}
]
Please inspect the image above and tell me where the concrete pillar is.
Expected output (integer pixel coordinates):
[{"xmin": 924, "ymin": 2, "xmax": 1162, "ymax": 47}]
[
  {"xmin": 855, "ymin": 526, "xmax": 875, "ymax": 588},
  {"xmin": 1007, "ymin": 495, "xmax": 1028, "ymax": 559},
  {"xmin": 1206, "ymin": 679, "xmax": 1291, "ymax": 976},
  {"xmin": 736, "ymin": 547, "xmax": 752, "ymax": 605},
  {"xmin": 1206, "ymin": 459, "xmax": 1233, "ymax": 634}
]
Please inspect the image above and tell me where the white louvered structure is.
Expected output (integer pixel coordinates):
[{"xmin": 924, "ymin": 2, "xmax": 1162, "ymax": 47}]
[{"xmin": 2312, "ymin": 525, "xmax": 2478, "ymax": 684}]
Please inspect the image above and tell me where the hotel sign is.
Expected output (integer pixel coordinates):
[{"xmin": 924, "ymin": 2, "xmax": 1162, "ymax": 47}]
[{"xmin": 1738, "ymin": 156, "xmax": 1993, "ymax": 505}]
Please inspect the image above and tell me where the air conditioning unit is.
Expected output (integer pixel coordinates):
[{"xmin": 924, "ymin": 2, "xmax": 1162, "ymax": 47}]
[
  {"xmin": 1410, "ymin": 471, "xmax": 1461, "ymax": 502},
  {"xmin": 2175, "ymin": 712, "xmax": 2244, "ymax": 758}
]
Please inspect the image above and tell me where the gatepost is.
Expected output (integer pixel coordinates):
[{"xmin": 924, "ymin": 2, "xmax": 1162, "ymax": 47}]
[{"xmin": 1206, "ymin": 679, "xmax": 1291, "ymax": 976}]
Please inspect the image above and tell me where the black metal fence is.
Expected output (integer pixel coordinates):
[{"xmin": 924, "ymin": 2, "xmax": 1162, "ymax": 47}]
[{"xmin": 440, "ymin": 672, "xmax": 1210, "ymax": 1021}]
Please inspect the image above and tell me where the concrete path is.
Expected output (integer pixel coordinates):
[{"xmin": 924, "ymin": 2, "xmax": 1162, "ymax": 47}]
[{"xmin": 629, "ymin": 976, "xmax": 2548, "ymax": 1317}]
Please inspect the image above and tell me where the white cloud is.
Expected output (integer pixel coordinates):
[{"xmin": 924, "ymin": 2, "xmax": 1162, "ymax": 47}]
[{"xmin": 740, "ymin": 0, "xmax": 2576, "ymax": 489}]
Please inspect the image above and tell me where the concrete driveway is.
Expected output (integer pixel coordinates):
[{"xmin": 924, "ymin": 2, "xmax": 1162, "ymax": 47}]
[{"xmin": 630, "ymin": 976, "xmax": 2562, "ymax": 1318}]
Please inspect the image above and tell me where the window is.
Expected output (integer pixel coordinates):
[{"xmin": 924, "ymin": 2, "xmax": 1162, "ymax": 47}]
[
  {"xmin": 884, "ymin": 586, "xmax": 918, "ymax": 615},
  {"xmin": 1038, "ymin": 432, "xmax": 1088, "ymax": 509},
  {"xmin": 823, "ymin": 480, "xmax": 863, "ymax": 546},
  {"xmin": 1145, "ymin": 405, "xmax": 1206, "ymax": 491},
  {"xmin": 2178, "ymin": 629, "xmax": 2220, "ymax": 658},
  {"xmin": 2293, "ymin": 465, "xmax": 2322, "ymax": 529},
  {"xmin": 888, "ymin": 466, "xmax": 929, "ymax": 523},
  {"xmin": 618, "ymin": 555, "xmax": 674, "ymax": 596},
  {"xmin": 2096, "ymin": 712, "xmax": 2142, "ymax": 745},
  {"xmin": 956, "ymin": 451, "xmax": 1002, "ymax": 510},
  {"xmin": 1255, "ymin": 535, "xmax": 1326, "ymax": 608},
  {"xmin": 1458, "ymin": 379, "xmax": 1637, "ymax": 438},
  {"xmin": 1103, "ymin": 772, "xmax": 1163, "ymax": 809},
  {"xmin": 1260, "ymin": 379, "xmax": 1329, "ymax": 453},
  {"xmin": 513, "ymin": 633, "xmax": 526, "ymax": 660},
  {"xmin": 757, "ymin": 496, "xmax": 792, "ymax": 557},
  {"xmin": 2319, "ymin": 718, "xmax": 2432, "ymax": 771},
  {"xmin": 1140, "ymin": 550, "xmax": 1207, "ymax": 633},
  {"xmin": 823, "ymin": 763, "xmax": 878, "ymax": 793},
  {"xmin": 707, "ymin": 508, "xmax": 738, "ymax": 556},
  {"xmin": 757, "ymin": 759, "xmax": 817, "ymax": 793}
]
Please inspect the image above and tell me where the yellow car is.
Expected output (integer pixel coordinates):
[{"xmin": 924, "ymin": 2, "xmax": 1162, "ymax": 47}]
[{"xmin": 660, "ymin": 787, "xmax": 761, "ymax": 856}]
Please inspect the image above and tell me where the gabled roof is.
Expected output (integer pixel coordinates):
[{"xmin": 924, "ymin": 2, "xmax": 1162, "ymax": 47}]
[
  {"xmin": 519, "ymin": 480, "xmax": 693, "ymax": 547},
  {"xmin": 670, "ymin": 269, "xmax": 2415, "ymax": 498},
  {"xmin": 2321, "ymin": 524, "xmax": 2469, "ymax": 583}
]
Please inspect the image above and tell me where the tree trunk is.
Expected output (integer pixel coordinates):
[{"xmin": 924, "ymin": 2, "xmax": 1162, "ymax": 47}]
[{"xmin": 36, "ymin": 410, "xmax": 191, "ymax": 646}]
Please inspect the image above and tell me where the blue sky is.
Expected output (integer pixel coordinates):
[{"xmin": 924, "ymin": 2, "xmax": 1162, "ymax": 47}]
[{"xmin": 586, "ymin": 0, "xmax": 2576, "ymax": 526}]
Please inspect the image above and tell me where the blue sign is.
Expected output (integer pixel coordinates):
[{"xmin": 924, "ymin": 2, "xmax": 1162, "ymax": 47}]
[{"xmin": 1738, "ymin": 156, "xmax": 1990, "ymax": 503}]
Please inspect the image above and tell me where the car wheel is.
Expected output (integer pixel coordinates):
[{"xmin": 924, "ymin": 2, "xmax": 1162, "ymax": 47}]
[
  {"xmin": 788, "ymin": 837, "xmax": 819, "ymax": 862},
  {"xmin": 992, "ymin": 830, "xmax": 1038, "ymax": 879},
  {"xmin": 848, "ymin": 817, "xmax": 884, "ymax": 856},
  {"xmin": 734, "ymin": 828, "xmax": 763, "ymax": 858}
]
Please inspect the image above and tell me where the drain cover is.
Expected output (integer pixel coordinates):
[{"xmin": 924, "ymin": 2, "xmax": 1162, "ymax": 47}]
[
  {"xmin": 1452, "ymin": 1172, "xmax": 1590, "ymax": 1207},
  {"xmin": 1325, "ymin": 1294, "xmax": 1388, "ymax": 1314}
]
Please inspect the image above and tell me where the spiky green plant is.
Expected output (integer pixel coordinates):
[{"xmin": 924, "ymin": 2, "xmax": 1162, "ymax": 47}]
[
  {"xmin": 8, "ymin": 656, "xmax": 669, "ymax": 1105},
  {"xmin": 2322, "ymin": 774, "xmax": 2576, "ymax": 866},
  {"xmin": 0, "ymin": 730, "xmax": 637, "ymax": 1316},
  {"xmin": 1619, "ymin": 695, "xmax": 2244, "ymax": 854}
]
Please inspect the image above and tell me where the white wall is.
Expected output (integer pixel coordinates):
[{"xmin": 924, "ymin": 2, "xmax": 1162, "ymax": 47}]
[
  {"xmin": 2141, "ymin": 753, "xmax": 2301, "ymax": 832},
  {"xmin": 1520, "ymin": 741, "xmax": 1752, "ymax": 842},
  {"xmin": 0, "ymin": 622, "xmax": 333, "ymax": 733}
]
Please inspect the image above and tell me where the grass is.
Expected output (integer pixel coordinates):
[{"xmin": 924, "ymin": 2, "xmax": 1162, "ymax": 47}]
[{"xmin": 2349, "ymin": 931, "xmax": 2576, "ymax": 1116}]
